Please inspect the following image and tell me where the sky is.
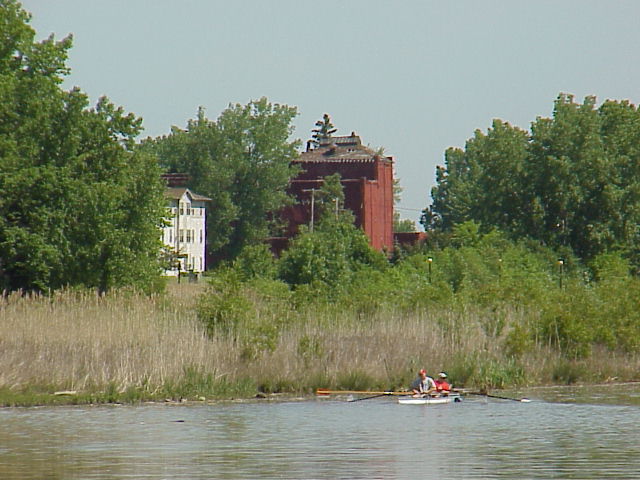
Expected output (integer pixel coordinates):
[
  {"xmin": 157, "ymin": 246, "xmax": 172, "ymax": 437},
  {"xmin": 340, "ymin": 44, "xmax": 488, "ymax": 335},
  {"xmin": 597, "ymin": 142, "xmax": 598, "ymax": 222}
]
[{"xmin": 21, "ymin": 0, "xmax": 640, "ymax": 227}]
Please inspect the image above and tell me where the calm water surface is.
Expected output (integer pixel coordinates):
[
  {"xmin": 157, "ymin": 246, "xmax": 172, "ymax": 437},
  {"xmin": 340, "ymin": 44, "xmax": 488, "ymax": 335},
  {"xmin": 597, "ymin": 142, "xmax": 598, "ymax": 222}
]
[{"xmin": 2, "ymin": 385, "xmax": 640, "ymax": 479}]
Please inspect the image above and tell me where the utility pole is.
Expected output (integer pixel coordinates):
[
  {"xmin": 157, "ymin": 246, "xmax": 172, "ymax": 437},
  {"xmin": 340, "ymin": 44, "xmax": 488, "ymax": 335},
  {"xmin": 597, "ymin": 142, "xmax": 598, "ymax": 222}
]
[{"xmin": 302, "ymin": 188, "xmax": 316, "ymax": 232}]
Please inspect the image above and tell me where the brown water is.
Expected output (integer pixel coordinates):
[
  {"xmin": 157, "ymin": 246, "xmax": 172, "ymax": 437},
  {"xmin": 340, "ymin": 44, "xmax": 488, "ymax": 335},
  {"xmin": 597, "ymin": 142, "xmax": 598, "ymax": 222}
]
[{"xmin": 1, "ymin": 385, "xmax": 640, "ymax": 479}]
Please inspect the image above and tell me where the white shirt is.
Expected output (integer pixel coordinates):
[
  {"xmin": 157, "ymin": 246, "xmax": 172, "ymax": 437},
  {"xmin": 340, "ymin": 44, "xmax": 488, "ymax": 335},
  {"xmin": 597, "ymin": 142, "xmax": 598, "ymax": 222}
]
[{"xmin": 411, "ymin": 375, "xmax": 436, "ymax": 393}]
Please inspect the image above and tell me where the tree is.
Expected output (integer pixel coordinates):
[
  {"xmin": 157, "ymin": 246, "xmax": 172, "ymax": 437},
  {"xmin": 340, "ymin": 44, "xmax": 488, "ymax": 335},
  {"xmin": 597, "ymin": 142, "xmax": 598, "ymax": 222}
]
[
  {"xmin": 423, "ymin": 120, "xmax": 529, "ymax": 234},
  {"xmin": 278, "ymin": 176, "xmax": 386, "ymax": 287},
  {"xmin": 424, "ymin": 93, "xmax": 640, "ymax": 267},
  {"xmin": 525, "ymin": 94, "xmax": 637, "ymax": 260},
  {"xmin": 142, "ymin": 98, "xmax": 300, "ymax": 263},
  {"xmin": 0, "ymin": 1, "xmax": 166, "ymax": 292},
  {"xmin": 314, "ymin": 173, "xmax": 344, "ymax": 222},
  {"xmin": 310, "ymin": 113, "xmax": 337, "ymax": 148},
  {"xmin": 393, "ymin": 213, "xmax": 417, "ymax": 233}
]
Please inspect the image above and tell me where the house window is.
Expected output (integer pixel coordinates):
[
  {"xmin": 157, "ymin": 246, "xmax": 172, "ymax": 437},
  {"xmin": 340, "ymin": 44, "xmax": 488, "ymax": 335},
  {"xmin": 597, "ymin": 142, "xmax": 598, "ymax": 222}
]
[
  {"xmin": 169, "ymin": 230, "xmax": 173, "ymax": 244},
  {"xmin": 186, "ymin": 205, "xmax": 191, "ymax": 215},
  {"xmin": 199, "ymin": 229, "xmax": 203, "ymax": 243},
  {"xmin": 186, "ymin": 230, "xmax": 192, "ymax": 243},
  {"xmin": 179, "ymin": 203, "xmax": 184, "ymax": 215},
  {"xmin": 179, "ymin": 230, "xmax": 184, "ymax": 243}
]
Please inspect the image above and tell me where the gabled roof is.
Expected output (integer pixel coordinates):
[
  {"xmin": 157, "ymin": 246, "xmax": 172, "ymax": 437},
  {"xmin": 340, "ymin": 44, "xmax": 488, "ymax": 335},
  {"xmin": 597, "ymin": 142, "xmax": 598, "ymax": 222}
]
[{"xmin": 164, "ymin": 187, "xmax": 212, "ymax": 202}]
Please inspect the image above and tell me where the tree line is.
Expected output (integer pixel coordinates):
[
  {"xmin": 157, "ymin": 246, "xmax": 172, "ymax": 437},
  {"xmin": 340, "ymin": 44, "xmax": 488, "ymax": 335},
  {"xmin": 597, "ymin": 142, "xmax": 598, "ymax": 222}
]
[
  {"xmin": 139, "ymin": 101, "xmax": 300, "ymax": 262},
  {"xmin": 423, "ymin": 94, "xmax": 640, "ymax": 271},
  {"xmin": 0, "ymin": 2, "xmax": 166, "ymax": 293},
  {"xmin": 3, "ymin": 0, "xmax": 640, "ymax": 295},
  {"xmin": 0, "ymin": 2, "xmax": 303, "ymax": 292}
]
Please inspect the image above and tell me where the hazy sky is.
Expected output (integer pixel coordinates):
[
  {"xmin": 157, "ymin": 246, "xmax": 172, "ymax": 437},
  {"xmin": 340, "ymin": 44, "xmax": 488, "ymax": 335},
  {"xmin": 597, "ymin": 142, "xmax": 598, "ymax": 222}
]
[{"xmin": 22, "ymin": 1, "xmax": 640, "ymax": 226}]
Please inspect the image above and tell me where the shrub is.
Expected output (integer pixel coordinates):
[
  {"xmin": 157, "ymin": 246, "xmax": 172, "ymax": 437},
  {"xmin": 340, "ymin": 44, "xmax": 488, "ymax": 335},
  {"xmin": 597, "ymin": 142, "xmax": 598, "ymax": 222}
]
[
  {"xmin": 197, "ymin": 269, "xmax": 255, "ymax": 337},
  {"xmin": 231, "ymin": 243, "xmax": 278, "ymax": 280}
]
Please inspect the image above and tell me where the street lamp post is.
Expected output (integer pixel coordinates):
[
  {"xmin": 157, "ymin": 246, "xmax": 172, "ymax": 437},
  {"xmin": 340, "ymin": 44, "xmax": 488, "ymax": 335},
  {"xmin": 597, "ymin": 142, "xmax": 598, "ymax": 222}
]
[
  {"xmin": 557, "ymin": 259, "xmax": 564, "ymax": 288},
  {"xmin": 427, "ymin": 257, "xmax": 433, "ymax": 284},
  {"xmin": 177, "ymin": 253, "xmax": 188, "ymax": 284}
]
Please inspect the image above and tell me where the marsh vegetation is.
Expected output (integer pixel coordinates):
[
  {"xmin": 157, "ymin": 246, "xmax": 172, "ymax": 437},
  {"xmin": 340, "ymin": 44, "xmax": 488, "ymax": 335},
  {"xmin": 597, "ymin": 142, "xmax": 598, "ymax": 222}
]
[{"xmin": 3, "ymin": 228, "xmax": 639, "ymax": 406}]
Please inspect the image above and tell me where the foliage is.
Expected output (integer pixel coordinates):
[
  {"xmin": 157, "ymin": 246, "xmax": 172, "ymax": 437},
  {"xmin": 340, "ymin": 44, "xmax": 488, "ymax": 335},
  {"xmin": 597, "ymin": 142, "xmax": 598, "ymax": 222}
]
[
  {"xmin": 424, "ymin": 93, "xmax": 640, "ymax": 269},
  {"xmin": 297, "ymin": 335, "xmax": 324, "ymax": 367},
  {"xmin": 588, "ymin": 252, "xmax": 630, "ymax": 283},
  {"xmin": 310, "ymin": 113, "xmax": 337, "ymax": 148},
  {"xmin": 0, "ymin": 2, "xmax": 166, "ymax": 293},
  {"xmin": 197, "ymin": 266, "xmax": 293, "ymax": 362},
  {"xmin": 142, "ymin": 98, "xmax": 300, "ymax": 263},
  {"xmin": 278, "ymin": 221, "xmax": 384, "ymax": 288},
  {"xmin": 393, "ymin": 213, "xmax": 417, "ymax": 233},
  {"xmin": 449, "ymin": 353, "xmax": 526, "ymax": 389},
  {"xmin": 278, "ymin": 176, "xmax": 387, "ymax": 289},
  {"xmin": 193, "ymin": 214, "xmax": 640, "ymax": 389},
  {"xmin": 230, "ymin": 243, "xmax": 278, "ymax": 281},
  {"xmin": 313, "ymin": 172, "xmax": 345, "ymax": 221},
  {"xmin": 335, "ymin": 370, "xmax": 378, "ymax": 391},
  {"xmin": 197, "ymin": 269, "xmax": 255, "ymax": 337}
]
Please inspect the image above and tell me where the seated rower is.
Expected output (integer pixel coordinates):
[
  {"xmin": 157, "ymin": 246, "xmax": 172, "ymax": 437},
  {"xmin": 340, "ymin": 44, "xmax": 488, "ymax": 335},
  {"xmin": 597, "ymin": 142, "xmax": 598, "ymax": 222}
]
[
  {"xmin": 410, "ymin": 369, "xmax": 436, "ymax": 397},
  {"xmin": 434, "ymin": 372, "xmax": 451, "ymax": 395}
]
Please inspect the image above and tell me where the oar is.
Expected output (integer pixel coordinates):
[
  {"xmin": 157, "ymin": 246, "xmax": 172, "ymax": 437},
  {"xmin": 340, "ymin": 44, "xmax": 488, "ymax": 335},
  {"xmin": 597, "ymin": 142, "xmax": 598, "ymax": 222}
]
[
  {"xmin": 348, "ymin": 393, "xmax": 390, "ymax": 402},
  {"xmin": 316, "ymin": 388, "xmax": 409, "ymax": 396},
  {"xmin": 461, "ymin": 390, "xmax": 531, "ymax": 403}
]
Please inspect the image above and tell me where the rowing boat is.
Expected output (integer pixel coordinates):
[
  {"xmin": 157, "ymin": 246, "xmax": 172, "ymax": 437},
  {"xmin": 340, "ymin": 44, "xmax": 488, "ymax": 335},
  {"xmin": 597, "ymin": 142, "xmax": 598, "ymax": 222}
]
[
  {"xmin": 316, "ymin": 388, "xmax": 529, "ymax": 404},
  {"xmin": 316, "ymin": 388, "xmax": 464, "ymax": 404},
  {"xmin": 397, "ymin": 393, "xmax": 462, "ymax": 405}
]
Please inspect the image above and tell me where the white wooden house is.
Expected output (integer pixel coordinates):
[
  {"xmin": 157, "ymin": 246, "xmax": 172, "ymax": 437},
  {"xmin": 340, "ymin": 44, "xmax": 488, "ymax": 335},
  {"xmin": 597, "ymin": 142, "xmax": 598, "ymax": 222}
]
[{"xmin": 162, "ymin": 187, "xmax": 211, "ymax": 276}]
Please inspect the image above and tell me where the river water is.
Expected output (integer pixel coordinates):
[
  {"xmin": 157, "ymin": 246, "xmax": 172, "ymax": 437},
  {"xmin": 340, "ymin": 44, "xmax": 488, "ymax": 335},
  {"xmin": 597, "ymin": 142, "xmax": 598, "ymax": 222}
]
[{"xmin": 2, "ymin": 385, "xmax": 640, "ymax": 479}]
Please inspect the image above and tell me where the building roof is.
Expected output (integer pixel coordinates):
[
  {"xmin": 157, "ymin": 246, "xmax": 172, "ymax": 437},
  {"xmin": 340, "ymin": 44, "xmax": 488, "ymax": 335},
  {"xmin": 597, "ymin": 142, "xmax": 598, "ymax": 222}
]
[
  {"xmin": 162, "ymin": 173, "xmax": 191, "ymax": 187},
  {"xmin": 164, "ymin": 187, "xmax": 212, "ymax": 202},
  {"xmin": 298, "ymin": 133, "xmax": 392, "ymax": 164}
]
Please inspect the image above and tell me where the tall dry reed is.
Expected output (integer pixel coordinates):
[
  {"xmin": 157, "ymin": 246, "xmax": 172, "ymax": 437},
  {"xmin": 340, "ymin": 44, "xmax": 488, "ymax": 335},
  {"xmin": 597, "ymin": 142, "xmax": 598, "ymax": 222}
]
[
  {"xmin": 0, "ymin": 284, "xmax": 228, "ymax": 393},
  {"xmin": 2, "ymin": 282, "xmax": 637, "ymax": 400}
]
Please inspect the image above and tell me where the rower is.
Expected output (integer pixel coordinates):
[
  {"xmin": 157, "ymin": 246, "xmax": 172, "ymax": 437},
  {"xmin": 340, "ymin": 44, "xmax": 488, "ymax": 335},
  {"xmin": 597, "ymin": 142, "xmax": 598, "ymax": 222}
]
[
  {"xmin": 410, "ymin": 369, "xmax": 436, "ymax": 397},
  {"xmin": 434, "ymin": 372, "xmax": 451, "ymax": 395}
]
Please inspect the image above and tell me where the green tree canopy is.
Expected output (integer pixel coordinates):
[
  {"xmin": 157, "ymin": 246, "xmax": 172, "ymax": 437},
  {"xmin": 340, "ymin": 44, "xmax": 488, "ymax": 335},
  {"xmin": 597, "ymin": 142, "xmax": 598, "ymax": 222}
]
[
  {"xmin": 393, "ymin": 213, "xmax": 417, "ymax": 233},
  {"xmin": 278, "ymin": 176, "xmax": 386, "ymax": 288},
  {"xmin": 141, "ymin": 98, "xmax": 300, "ymax": 263},
  {"xmin": 424, "ymin": 94, "xmax": 640, "ymax": 269},
  {"xmin": 0, "ymin": 1, "xmax": 166, "ymax": 292}
]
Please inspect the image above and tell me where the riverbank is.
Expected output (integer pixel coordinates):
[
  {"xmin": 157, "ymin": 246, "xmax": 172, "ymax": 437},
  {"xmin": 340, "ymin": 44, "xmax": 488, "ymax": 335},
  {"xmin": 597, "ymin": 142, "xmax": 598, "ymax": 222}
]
[{"xmin": 2, "ymin": 280, "xmax": 640, "ymax": 407}]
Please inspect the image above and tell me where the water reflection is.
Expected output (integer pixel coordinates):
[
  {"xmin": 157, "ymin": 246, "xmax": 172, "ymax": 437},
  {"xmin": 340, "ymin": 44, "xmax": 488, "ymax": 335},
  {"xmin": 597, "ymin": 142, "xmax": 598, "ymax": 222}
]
[{"xmin": 1, "ymin": 387, "xmax": 640, "ymax": 479}]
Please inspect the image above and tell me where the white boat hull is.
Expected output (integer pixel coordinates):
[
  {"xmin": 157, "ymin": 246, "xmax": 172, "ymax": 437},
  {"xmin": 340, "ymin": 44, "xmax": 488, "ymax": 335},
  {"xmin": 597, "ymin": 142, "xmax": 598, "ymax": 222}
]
[{"xmin": 397, "ymin": 394, "xmax": 461, "ymax": 405}]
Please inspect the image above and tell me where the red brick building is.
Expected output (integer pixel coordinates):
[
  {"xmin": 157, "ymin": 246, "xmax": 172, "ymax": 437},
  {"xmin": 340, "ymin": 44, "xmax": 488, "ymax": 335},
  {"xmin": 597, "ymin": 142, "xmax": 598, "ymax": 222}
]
[{"xmin": 279, "ymin": 133, "xmax": 394, "ymax": 252}]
